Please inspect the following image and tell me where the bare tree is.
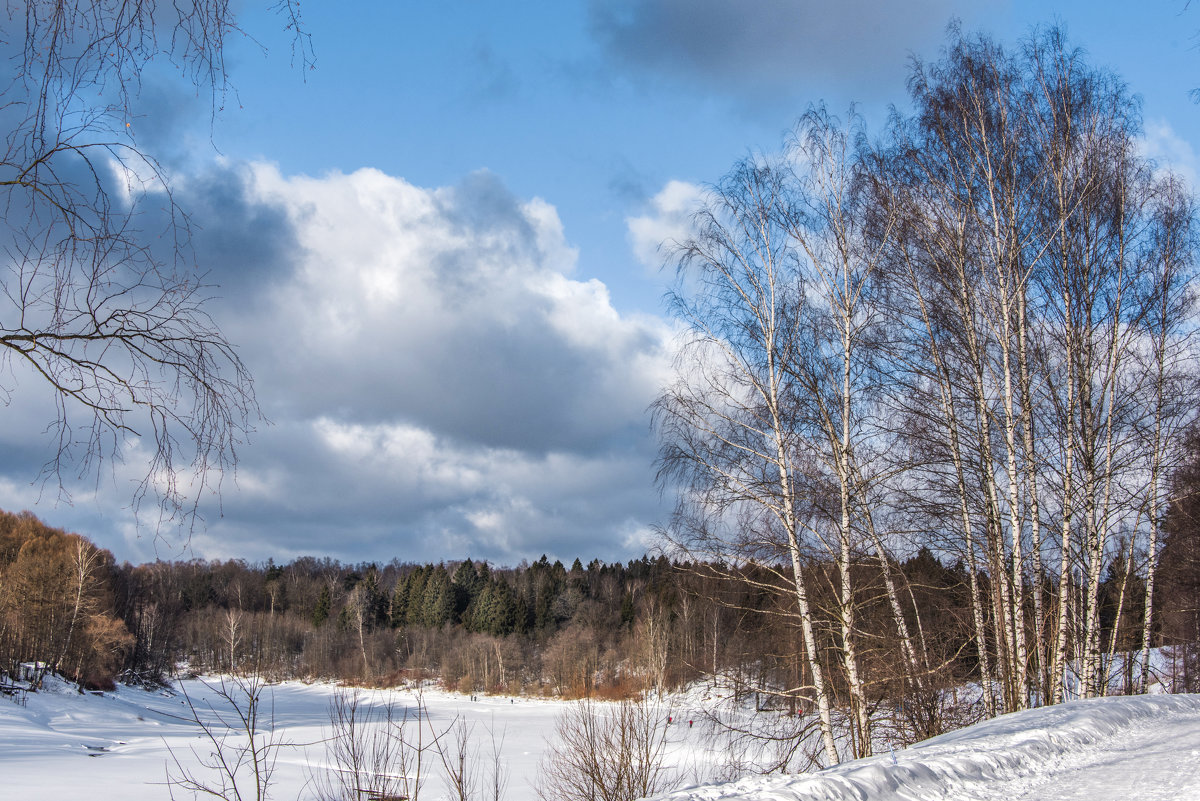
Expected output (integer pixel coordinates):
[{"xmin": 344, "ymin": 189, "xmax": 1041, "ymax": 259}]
[
  {"xmin": 654, "ymin": 156, "xmax": 841, "ymax": 763},
  {"xmin": 775, "ymin": 105, "xmax": 931, "ymax": 756},
  {"xmin": 167, "ymin": 674, "xmax": 285, "ymax": 801},
  {"xmin": 346, "ymin": 583, "xmax": 374, "ymax": 682},
  {"xmin": 433, "ymin": 717, "xmax": 478, "ymax": 801},
  {"xmin": 1135, "ymin": 176, "xmax": 1198, "ymax": 692},
  {"xmin": 0, "ymin": 1, "xmax": 309, "ymax": 530},
  {"xmin": 483, "ymin": 719, "xmax": 509, "ymax": 801}
]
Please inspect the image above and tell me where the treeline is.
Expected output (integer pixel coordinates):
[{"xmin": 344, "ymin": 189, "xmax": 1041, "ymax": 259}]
[
  {"xmin": 118, "ymin": 551, "xmax": 690, "ymax": 694},
  {"xmin": 0, "ymin": 508, "xmax": 976, "ymax": 701},
  {"xmin": 2, "ymin": 494, "xmax": 1199, "ymax": 725}
]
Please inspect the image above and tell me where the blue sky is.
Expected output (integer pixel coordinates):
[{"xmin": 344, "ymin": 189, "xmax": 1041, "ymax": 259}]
[
  {"xmin": 212, "ymin": 0, "xmax": 1199, "ymax": 300},
  {"xmin": 5, "ymin": 0, "xmax": 1200, "ymax": 567}
]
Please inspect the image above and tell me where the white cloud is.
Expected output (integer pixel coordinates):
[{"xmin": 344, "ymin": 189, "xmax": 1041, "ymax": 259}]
[
  {"xmin": 237, "ymin": 163, "xmax": 672, "ymax": 454},
  {"xmin": 2, "ymin": 162, "xmax": 677, "ymax": 565},
  {"xmin": 620, "ymin": 521, "xmax": 662, "ymax": 553},
  {"xmin": 1142, "ymin": 118, "xmax": 1199, "ymax": 188},
  {"xmin": 208, "ymin": 164, "xmax": 672, "ymax": 563},
  {"xmin": 626, "ymin": 179, "xmax": 705, "ymax": 271},
  {"xmin": 312, "ymin": 417, "xmax": 493, "ymax": 501}
]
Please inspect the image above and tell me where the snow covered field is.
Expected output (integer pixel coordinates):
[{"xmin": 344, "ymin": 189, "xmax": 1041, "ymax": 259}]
[
  {"xmin": 0, "ymin": 677, "xmax": 572, "ymax": 799},
  {"xmin": 1, "ymin": 675, "xmax": 1198, "ymax": 800},
  {"xmin": 0, "ymin": 676, "xmax": 724, "ymax": 799}
]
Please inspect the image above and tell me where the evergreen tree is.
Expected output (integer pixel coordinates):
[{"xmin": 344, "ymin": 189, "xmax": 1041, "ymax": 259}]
[
  {"xmin": 421, "ymin": 565, "xmax": 454, "ymax": 628},
  {"xmin": 475, "ymin": 580, "xmax": 520, "ymax": 636},
  {"xmin": 533, "ymin": 570, "xmax": 560, "ymax": 633},
  {"xmin": 404, "ymin": 566, "xmax": 430, "ymax": 627},
  {"xmin": 452, "ymin": 559, "xmax": 481, "ymax": 622},
  {"xmin": 361, "ymin": 567, "xmax": 386, "ymax": 628},
  {"xmin": 620, "ymin": 591, "xmax": 635, "ymax": 630},
  {"xmin": 312, "ymin": 585, "xmax": 331, "ymax": 627},
  {"xmin": 452, "ymin": 559, "xmax": 481, "ymax": 594},
  {"xmin": 389, "ymin": 574, "xmax": 410, "ymax": 628},
  {"xmin": 468, "ymin": 582, "xmax": 495, "ymax": 633}
]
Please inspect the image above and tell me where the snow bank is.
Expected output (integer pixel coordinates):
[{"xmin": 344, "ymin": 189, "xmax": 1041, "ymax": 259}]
[{"xmin": 649, "ymin": 694, "xmax": 1200, "ymax": 801}]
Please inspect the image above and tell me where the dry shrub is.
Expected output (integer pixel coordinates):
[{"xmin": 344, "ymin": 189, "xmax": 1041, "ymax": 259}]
[
  {"xmin": 311, "ymin": 689, "xmax": 427, "ymax": 801},
  {"xmin": 537, "ymin": 698, "xmax": 679, "ymax": 801}
]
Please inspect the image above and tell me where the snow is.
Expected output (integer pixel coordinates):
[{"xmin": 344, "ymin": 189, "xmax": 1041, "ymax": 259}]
[
  {"xmin": 651, "ymin": 694, "xmax": 1200, "ymax": 801},
  {"xmin": 0, "ymin": 674, "xmax": 1198, "ymax": 800},
  {"xmin": 0, "ymin": 676, "xmax": 580, "ymax": 800}
]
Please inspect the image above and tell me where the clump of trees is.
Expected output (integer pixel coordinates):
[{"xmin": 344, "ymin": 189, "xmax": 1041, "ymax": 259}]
[
  {"xmin": 537, "ymin": 699, "xmax": 678, "ymax": 801},
  {"xmin": 0, "ymin": 507, "xmax": 978, "ymax": 709},
  {"xmin": 109, "ymin": 550, "xmax": 705, "ymax": 695},
  {"xmin": 655, "ymin": 23, "xmax": 1200, "ymax": 763},
  {"xmin": 4, "ymin": 494, "xmax": 1197, "ymax": 738},
  {"xmin": 0, "ymin": 510, "xmax": 133, "ymax": 689}
]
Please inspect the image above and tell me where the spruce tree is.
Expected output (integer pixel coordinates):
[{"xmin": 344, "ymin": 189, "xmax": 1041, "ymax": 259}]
[
  {"xmin": 404, "ymin": 567, "xmax": 430, "ymax": 627},
  {"xmin": 312, "ymin": 585, "xmax": 331, "ymax": 627},
  {"xmin": 421, "ymin": 565, "xmax": 454, "ymax": 628}
]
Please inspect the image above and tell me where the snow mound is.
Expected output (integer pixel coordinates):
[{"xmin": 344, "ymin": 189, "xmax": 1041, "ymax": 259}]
[{"xmin": 649, "ymin": 694, "xmax": 1200, "ymax": 801}]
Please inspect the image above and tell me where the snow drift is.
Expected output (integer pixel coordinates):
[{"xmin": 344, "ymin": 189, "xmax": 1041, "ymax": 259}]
[{"xmin": 650, "ymin": 694, "xmax": 1200, "ymax": 801}]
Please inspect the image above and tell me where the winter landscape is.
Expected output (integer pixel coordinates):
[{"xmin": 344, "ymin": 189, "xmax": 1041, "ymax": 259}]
[
  {"xmin": 6, "ymin": 1, "xmax": 1200, "ymax": 800},
  {"xmin": 2, "ymin": 672, "xmax": 1200, "ymax": 800}
]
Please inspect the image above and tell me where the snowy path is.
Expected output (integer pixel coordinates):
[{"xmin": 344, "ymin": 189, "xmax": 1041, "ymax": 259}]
[
  {"xmin": 977, "ymin": 709, "xmax": 1200, "ymax": 801},
  {"xmin": 652, "ymin": 695, "xmax": 1200, "ymax": 801}
]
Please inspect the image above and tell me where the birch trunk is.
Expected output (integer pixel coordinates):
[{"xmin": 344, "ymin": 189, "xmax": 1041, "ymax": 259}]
[
  {"xmin": 1017, "ymin": 292, "xmax": 1048, "ymax": 702},
  {"xmin": 1139, "ymin": 369, "xmax": 1166, "ymax": 693}
]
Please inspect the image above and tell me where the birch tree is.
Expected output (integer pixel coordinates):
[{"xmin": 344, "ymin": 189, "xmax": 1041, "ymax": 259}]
[
  {"xmin": 654, "ymin": 157, "xmax": 841, "ymax": 764},
  {"xmin": 877, "ymin": 24, "xmax": 1199, "ymax": 706},
  {"xmin": 776, "ymin": 107, "xmax": 922, "ymax": 756},
  {"xmin": 1132, "ymin": 176, "xmax": 1198, "ymax": 692}
]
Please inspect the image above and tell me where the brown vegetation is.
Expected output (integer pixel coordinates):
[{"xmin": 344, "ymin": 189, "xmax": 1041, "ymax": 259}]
[{"xmin": 0, "ymin": 510, "xmax": 133, "ymax": 688}]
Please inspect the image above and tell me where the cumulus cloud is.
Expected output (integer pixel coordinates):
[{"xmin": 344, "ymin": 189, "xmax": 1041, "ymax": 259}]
[
  {"xmin": 1, "ymin": 160, "xmax": 676, "ymax": 565},
  {"xmin": 589, "ymin": 0, "xmax": 987, "ymax": 105},
  {"xmin": 220, "ymin": 165, "xmax": 675, "ymax": 563},
  {"xmin": 627, "ymin": 179, "xmax": 706, "ymax": 271},
  {"xmin": 234, "ymin": 165, "xmax": 671, "ymax": 454}
]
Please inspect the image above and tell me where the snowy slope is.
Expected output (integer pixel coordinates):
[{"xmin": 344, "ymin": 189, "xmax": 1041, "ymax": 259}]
[{"xmin": 650, "ymin": 694, "xmax": 1200, "ymax": 801}]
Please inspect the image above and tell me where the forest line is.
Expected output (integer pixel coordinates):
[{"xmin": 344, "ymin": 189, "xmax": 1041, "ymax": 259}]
[{"xmin": 1, "ymin": 484, "xmax": 1198, "ymax": 757}]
